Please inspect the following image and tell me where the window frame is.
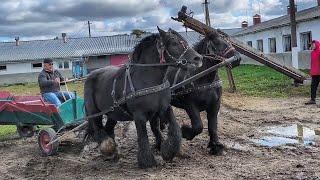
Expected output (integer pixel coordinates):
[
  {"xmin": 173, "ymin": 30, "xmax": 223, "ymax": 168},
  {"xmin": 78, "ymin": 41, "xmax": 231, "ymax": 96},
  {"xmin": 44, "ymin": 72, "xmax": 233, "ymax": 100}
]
[
  {"xmin": 283, "ymin": 35, "xmax": 292, "ymax": 52},
  {"xmin": 63, "ymin": 61, "xmax": 69, "ymax": 69},
  {"xmin": 31, "ymin": 62, "xmax": 43, "ymax": 69},
  {"xmin": 58, "ymin": 62, "xmax": 63, "ymax": 69},
  {"xmin": 268, "ymin": 38, "xmax": 277, "ymax": 53},
  {"xmin": 300, "ymin": 31, "xmax": 312, "ymax": 51},
  {"xmin": 257, "ymin": 39, "xmax": 264, "ymax": 52},
  {"xmin": 247, "ymin": 41, "xmax": 253, "ymax": 47},
  {"xmin": 0, "ymin": 64, "xmax": 7, "ymax": 71}
]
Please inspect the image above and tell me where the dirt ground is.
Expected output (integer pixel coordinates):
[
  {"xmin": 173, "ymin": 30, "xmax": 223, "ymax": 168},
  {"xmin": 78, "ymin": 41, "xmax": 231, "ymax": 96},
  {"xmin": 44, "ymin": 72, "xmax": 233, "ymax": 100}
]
[{"xmin": 1, "ymin": 93, "xmax": 320, "ymax": 180}]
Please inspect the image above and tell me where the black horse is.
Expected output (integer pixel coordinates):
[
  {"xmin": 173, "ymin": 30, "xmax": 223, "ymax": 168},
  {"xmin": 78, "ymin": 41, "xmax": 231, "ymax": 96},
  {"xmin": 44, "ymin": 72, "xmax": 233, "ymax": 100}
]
[
  {"xmin": 84, "ymin": 27, "xmax": 203, "ymax": 168},
  {"xmin": 156, "ymin": 31, "xmax": 241, "ymax": 155}
]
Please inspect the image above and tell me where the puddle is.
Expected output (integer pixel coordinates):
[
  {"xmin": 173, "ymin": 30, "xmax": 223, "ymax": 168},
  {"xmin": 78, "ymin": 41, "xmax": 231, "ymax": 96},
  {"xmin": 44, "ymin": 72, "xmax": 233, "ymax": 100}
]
[{"xmin": 252, "ymin": 124, "xmax": 319, "ymax": 147}]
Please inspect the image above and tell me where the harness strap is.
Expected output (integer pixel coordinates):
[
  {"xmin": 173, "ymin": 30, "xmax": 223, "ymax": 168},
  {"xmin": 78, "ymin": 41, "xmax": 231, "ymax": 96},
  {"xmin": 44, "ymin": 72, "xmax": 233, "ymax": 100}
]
[
  {"xmin": 126, "ymin": 62, "xmax": 178, "ymax": 67},
  {"xmin": 172, "ymin": 80, "xmax": 222, "ymax": 96},
  {"xmin": 156, "ymin": 40, "xmax": 166, "ymax": 64},
  {"xmin": 173, "ymin": 68, "xmax": 182, "ymax": 85},
  {"xmin": 115, "ymin": 81, "xmax": 170, "ymax": 106},
  {"xmin": 111, "ymin": 78, "xmax": 117, "ymax": 105},
  {"xmin": 126, "ymin": 66, "xmax": 135, "ymax": 92}
]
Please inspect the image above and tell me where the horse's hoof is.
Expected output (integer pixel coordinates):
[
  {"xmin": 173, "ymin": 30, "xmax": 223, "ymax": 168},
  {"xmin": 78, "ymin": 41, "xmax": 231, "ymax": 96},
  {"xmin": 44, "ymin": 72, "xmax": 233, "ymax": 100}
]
[
  {"xmin": 209, "ymin": 142, "xmax": 224, "ymax": 156},
  {"xmin": 181, "ymin": 125, "xmax": 195, "ymax": 140},
  {"xmin": 100, "ymin": 137, "xmax": 117, "ymax": 157},
  {"xmin": 138, "ymin": 154, "xmax": 157, "ymax": 168}
]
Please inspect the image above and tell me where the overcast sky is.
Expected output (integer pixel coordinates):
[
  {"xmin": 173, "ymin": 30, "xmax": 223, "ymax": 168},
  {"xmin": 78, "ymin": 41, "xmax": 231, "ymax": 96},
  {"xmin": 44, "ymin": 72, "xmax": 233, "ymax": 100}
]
[{"xmin": 0, "ymin": 0, "xmax": 317, "ymax": 41}]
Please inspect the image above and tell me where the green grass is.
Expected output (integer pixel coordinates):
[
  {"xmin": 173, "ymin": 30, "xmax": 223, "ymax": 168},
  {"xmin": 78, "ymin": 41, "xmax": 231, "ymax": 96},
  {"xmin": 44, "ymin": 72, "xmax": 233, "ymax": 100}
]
[
  {"xmin": 0, "ymin": 65, "xmax": 311, "ymax": 138},
  {"xmin": 0, "ymin": 125, "xmax": 17, "ymax": 140},
  {"xmin": 219, "ymin": 64, "xmax": 310, "ymax": 98}
]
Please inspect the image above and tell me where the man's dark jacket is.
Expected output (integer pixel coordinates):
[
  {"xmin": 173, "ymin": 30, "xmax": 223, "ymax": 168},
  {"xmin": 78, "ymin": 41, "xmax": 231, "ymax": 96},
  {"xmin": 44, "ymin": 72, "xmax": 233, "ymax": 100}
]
[{"xmin": 38, "ymin": 70, "xmax": 64, "ymax": 94}]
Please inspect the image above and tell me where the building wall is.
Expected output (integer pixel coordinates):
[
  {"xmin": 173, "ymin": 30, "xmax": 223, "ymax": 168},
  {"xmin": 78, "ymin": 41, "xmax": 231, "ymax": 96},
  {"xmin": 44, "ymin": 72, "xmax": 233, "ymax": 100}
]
[
  {"xmin": 235, "ymin": 19, "xmax": 320, "ymax": 54},
  {"xmin": 86, "ymin": 55, "xmax": 110, "ymax": 73},
  {"xmin": 234, "ymin": 18, "xmax": 319, "ymax": 69},
  {"xmin": 0, "ymin": 69, "xmax": 72, "ymax": 85},
  {"xmin": 0, "ymin": 59, "xmax": 72, "ymax": 75},
  {"xmin": 240, "ymin": 51, "xmax": 311, "ymax": 69},
  {"xmin": 110, "ymin": 54, "xmax": 129, "ymax": 66}
]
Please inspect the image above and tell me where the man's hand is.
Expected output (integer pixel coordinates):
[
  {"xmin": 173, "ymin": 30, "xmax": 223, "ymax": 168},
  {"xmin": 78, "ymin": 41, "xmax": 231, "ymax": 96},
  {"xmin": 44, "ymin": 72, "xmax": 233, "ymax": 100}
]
[{"xmin": 54, "ymin": 78, "xmax": 60, "ymax": 84}]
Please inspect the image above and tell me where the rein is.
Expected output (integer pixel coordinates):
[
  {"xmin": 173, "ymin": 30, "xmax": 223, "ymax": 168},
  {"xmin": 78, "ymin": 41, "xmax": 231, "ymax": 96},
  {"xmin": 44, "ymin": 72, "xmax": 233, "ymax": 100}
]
[{"xmin": 109, "ymin": 35, "xmax": 196, "ymax": 116}]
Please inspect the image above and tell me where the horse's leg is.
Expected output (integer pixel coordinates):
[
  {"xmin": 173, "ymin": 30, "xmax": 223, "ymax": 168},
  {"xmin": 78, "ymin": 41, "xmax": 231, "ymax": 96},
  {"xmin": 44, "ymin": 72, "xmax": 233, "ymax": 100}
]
[
  {"xmin": 87, "ymin": 115, "xmax": 108, "ymax": 143},
  {"xmin": 133, "ymin": 112, "xmax": 156, "ymax": 168},
  {"xmin": 160, "ymin": 106, "xmax": 181, "ymax": 161},
  {"xmin": 100, "ymin": 118, "xmax": 118, "ymax": 159},
  {"xmin": 104, "ymin": 118, "xmax": 117, "ymax": 139},
  {"xmin": 207, "ymin": 93, "xmax": 224, "ymax": 155},
  {"xmin": 181, "ymin": 104, "xmax": 203, "ymax": 140},
  {"xmin": 150, "ymin": 117, "xmax": 163, "ymax": 151}
]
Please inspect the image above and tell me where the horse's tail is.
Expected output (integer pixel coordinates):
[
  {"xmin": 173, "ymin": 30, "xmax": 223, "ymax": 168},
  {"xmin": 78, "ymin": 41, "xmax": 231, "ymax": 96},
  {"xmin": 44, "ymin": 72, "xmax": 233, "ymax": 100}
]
[{"xmin": 160, "ymin": 107, "xmax": 182, "ymax": 161}]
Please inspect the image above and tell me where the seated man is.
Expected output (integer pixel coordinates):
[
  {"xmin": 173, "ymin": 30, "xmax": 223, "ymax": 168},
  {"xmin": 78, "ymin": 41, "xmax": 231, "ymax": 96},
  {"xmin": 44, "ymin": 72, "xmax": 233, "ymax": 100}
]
[{"xmin": 38, "ymin": 58, "xmax": 74, "ymax": 107}]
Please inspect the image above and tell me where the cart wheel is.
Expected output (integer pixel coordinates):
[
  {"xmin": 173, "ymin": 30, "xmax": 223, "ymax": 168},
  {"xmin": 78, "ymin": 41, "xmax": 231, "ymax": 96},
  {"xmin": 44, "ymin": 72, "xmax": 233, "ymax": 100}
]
[
  {"xmin": 38, "ymin": 128, "xmax": 59, "ymax": 156},
  {"xmin": 17, "ymin": 125, "xmax": 35, "ymax": 138}
]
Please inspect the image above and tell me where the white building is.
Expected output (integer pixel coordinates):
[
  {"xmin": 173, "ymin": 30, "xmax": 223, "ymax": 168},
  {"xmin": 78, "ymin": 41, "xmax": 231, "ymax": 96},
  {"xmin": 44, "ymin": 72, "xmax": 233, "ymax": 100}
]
[
  {"xmin": 233, "ymin": 5, "xmax": 320, "ymax": 69},
  {"xmin": 0, "ymin": 32, "xmax": 206, "ymax": 85}
]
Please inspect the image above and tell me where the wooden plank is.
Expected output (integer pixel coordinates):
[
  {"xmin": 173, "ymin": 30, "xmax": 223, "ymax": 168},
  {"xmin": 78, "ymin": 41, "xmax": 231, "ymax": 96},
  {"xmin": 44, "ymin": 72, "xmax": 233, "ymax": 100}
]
[
  {"xmin": 226, "ymin": 67, "xmax": 236, "ymax": 92},
  {"xmin": 173, "ymin": 7, "xmax": 308, "ymax": 83}
]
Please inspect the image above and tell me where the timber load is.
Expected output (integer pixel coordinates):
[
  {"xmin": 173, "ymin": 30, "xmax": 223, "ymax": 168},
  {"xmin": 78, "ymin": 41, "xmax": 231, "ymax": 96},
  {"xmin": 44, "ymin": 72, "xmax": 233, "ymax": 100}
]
[{"xmin": 172, "ymin": 6, "xmax": 308, "ymax": 84}]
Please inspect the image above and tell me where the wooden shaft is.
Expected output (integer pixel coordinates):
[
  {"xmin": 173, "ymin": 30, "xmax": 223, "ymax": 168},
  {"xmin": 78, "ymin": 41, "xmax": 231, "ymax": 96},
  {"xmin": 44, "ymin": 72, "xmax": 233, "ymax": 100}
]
[{"xmin": 46, "ymin": 121, "xmax": 88, "ymax": 146}]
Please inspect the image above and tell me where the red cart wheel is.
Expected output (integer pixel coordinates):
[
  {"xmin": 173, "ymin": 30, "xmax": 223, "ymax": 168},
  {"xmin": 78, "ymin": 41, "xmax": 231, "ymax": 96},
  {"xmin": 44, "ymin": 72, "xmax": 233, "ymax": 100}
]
[
  {"xmin": 38, "ymin": 128, "xmax": 59, "ymax": 156},
  {"xmin": 17, "ymin": 125, "xmax": 35, "ymax": 138}
]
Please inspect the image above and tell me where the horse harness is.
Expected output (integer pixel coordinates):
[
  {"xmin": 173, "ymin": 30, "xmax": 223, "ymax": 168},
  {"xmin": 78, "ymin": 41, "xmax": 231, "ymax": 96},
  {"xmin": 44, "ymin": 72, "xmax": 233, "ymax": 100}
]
[
  {"xmin": 169, "ymin": 38, "xmax": 236, "ymax": 96},
  {"xmin": 108, "ymin": 36, "xmax": 196, "ymax": 117}
]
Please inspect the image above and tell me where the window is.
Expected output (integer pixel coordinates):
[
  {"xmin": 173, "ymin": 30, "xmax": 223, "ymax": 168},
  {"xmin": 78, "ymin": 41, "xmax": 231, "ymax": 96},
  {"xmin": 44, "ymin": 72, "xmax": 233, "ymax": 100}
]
[
  {"xmin": 247, "ymin": 41, "xmax": 252, "ymax": 47},
  {"xmin": 283, "ymin": 35, "xmax": 292, "ymax": 52},
  {"xmin": 0, "ymin": 65, "xmax": 7, "ymax": 71},
  {"xmin": 269, "ymin": 38, "xmax": 277, "ymax": 53},
  {"xmin": 64, "ymin": 61, "xmax": 69, "ymax": 69},
  {"xmin": 58, "ymin": 62, "xmax": 63, "ymax": 69},
  {"xmin": 58, "ymin": 61, "xmax": 69, "ymax": 69},
  {"xmin": 32, "ymin": 63, "xmax": 42, "ymax": 68},
  {"xmin": 257, "ymin": 39, "xmax": 263, "ymax": 52},
  {"xmin": 300, "ymin": 32, "xmax": 312, "ymax": 50}
]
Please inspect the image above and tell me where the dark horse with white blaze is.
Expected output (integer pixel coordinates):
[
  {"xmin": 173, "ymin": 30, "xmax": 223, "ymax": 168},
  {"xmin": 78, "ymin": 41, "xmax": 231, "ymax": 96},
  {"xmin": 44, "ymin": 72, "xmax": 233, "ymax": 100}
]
[
  {"xmin": 84, "ymin": 27, "xmax": 203, "ymax": 168},
  {"xmin": 157, "ymin": 31, "xmax": 241, "ymax": 155}
]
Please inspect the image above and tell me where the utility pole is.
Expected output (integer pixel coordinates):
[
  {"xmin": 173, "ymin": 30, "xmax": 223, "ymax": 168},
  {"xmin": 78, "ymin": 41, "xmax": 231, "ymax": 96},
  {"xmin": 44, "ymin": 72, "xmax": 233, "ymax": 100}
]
[
  {"xmin": 87, "ymin": 21, "xmax": 92, "ymax": 38},
  {"xmin": 289, "ymin": 0, "xmax": 297, "ymax": 47},
  {"xmin": 203, "ymin": 0, "xmax": 236, "ymax": 92},
  {"xmin": 203, "ymin": 0, "xmax": 211, "ymax": 27},
  {"xmin": 289, "ymin": 0, "xmax": 299, "ymax": 70}
]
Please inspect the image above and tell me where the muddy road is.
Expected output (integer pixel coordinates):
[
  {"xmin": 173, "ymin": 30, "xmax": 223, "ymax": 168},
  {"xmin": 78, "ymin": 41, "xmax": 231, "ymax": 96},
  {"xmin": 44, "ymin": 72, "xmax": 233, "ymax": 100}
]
[{"xmin": 1, "ymin": 93, "xmax": 320, "ymax": 179}]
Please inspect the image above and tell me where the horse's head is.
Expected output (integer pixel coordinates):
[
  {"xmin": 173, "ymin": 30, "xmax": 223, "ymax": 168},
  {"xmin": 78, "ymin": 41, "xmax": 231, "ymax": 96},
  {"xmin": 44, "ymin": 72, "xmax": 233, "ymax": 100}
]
[
  {"xmin": 157, "ymin": 27, "xmax": 203, "ymax": 69},
  {"xmin": 198, "ymin": 31, "xmax": 241, "ymax": 68}
]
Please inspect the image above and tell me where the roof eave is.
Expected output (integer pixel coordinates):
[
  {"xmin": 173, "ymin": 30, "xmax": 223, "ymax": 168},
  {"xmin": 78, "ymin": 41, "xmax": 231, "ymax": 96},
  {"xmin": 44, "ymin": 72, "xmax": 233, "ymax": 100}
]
[{"xmin": 233, "ymin": 16, "xmax": 320, "ymax": 37}]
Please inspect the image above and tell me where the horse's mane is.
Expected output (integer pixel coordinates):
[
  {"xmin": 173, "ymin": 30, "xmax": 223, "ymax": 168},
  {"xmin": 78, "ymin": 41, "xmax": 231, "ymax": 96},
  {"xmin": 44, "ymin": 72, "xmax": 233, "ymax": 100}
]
[{"xmin": 130, "ymin": 34, "xmax": 160, "ymax": 63}]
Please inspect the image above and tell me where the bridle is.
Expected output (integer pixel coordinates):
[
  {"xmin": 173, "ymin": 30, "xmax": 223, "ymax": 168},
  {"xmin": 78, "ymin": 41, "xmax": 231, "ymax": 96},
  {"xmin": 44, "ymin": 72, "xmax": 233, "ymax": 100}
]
[
  {"xmin": 202, "ymin": 39, "xmax": 235, "ymax": 63},
  {"xmin": 127, "ymin": 34, "xmax": 199, "ymax": 68},
  {"xmin": 156, "ymin": 34, "xmax": 198, "ymax": 67}
]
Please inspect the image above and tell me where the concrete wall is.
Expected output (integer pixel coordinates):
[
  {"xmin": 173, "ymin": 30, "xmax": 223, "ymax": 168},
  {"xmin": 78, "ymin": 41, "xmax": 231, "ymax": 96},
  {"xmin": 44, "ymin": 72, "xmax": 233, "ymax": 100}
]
[
  {"xmin": 240, "ymin": 51, "xmax": 311, "ymax": 69},
  {"xmin": 0, "ymin": 70, "xmax": 72, "ymax": 85}
]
